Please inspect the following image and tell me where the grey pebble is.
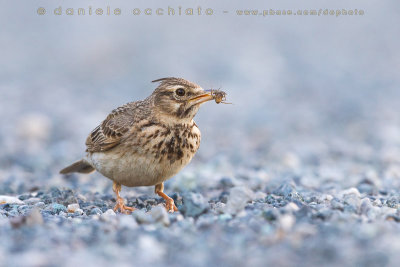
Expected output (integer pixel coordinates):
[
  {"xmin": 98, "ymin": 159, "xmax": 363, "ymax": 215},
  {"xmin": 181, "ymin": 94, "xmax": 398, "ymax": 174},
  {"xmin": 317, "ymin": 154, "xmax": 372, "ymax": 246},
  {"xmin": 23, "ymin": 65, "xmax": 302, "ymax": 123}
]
[{"xmin": 180, "ymin": 192, "xmax": 208, "ymax": 217}]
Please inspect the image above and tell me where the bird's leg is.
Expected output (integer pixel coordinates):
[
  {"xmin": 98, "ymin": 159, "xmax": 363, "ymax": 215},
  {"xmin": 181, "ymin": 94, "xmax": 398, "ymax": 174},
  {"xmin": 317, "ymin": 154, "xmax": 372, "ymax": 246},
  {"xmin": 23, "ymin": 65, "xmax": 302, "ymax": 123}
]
[
  {"xmin": 112, "ymin": 181, "xmax": 135, "ymax": 214},
  {"xmin": 155, "ymin": 183, "xmax": 178, "ymax": 213}
]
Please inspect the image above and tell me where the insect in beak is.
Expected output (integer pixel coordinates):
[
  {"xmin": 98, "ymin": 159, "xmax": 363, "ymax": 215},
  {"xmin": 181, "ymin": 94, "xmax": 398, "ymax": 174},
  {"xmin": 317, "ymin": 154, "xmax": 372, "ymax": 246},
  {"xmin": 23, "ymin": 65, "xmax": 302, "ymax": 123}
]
[{"xmin": 206, "ymin": 89, "xmax": 231, "ymax": 104}]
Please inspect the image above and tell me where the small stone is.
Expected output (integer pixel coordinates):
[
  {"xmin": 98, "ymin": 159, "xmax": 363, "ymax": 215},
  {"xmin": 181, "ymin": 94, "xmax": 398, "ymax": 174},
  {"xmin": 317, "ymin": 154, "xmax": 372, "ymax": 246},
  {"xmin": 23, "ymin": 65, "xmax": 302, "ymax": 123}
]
[
  {"xmin": 67, "ymin": 203, "xmax": 80, "ymax": 213},
  {"xmin": 218, "ymin": 213, "xmax": 232, "ymax": 221},
  {"xmin": 118, "ymin": 215, "xmax": 138, "ymax": 229},
  {"xmin": 273, "ymin": 182, "xmax": 303, "ymax": 202},
  {"xmin": 100, "ymin": 209, "xmax": 116, "ymax": 222},
  {"xmin": 385, "ymin": 196, "xmax": 399, "ymax": 209},
  {"xmin": 357, "ymin": 183, "xmax": 377, "ymax": 195},
  {"xmin": 284, "ymin": 202, "xmax": 300, "ymax": 212},
  {"xmin": 0, "ymin": 195, "xmax": 25, "ymax": 205},
  {"xmin": 24, "ymin": 198, "xmax": 41, "ymax": 205},
  {"xmin": 279, "ymin": 214, "xmax": 296, "ymax": 231},
  {"xmin": 254, "ymin": 192, "xmax": 267, "ymax": 200},
  {"xmin": 90, "ymin": 207, "xmax": 103, "ymax": 215},
  {"xmin": 360, "ymin": 198, "xmax": 373, "ymax": 215},
  {"xmin": 213, "ymin": 202, "xmax": 226, "ymax": 214},
  {"xmin": 366, "ymin": 206, "xmax": 381, "ymax": 220},
  {"xmin": 150, "ymin": 205, "xmax": 170, "ymax": 226},
  {"xmin": 51, "ymin": 203, "xmax": 66, "ymax": 214},
  {"xmin": 373, "ymin": 198, "xmax": 382, "ymax": 207},
  {"xmin": 169, "ymin": 213, "xmax": 184, "ymax": 224},
  {"xmin": 338, "ymin": 187, "xmax": 361, "ymax": 198},
  {"xmin": 180, "ymin": 192, "xmax": 208, "ymax": 217},
  {"xmin": 103, "ymin": 209, "xmax": 116, "ymax": 216},
  {"xmin": 133, "ymin": 209, "xmax": 153, "ymax": 224},
  {"xmin": 219, "ymin": 177, "xmax": 235, "ymax": 188},
  {"xmin": 343, "ymin": 194, "xmax": 361, "ymax": 213},
  {"xmin": 225, "ymin": 187, "xmax": 253, "ymax": 215},
  {"xmin": 313, "ymin": 209, "xmax": 333, "ymax": 220},
  {"xmin": 331, "ymin": 198, "xmax": 344, "ymax": 211},
  {"xmin": 219, "ymin": 192, "xmax": 229, "ymax": 204},
  {"xmin": 74, "ymin": 209, "xmax": 84, "ymax": 215},
  {"xmin": 262, "ymin": 209, "xmax": 279, "ymax": 221},
  {"xmin": 325, "ymin": 195, "xmax": 334, "ymax": 201},
  {"xmin": 34, "ymin": 202, "xmax": 46, "ymax": 209},
  {"xmin": 196, "ymin": 214, "xmax": 216, "ymax": 228}
]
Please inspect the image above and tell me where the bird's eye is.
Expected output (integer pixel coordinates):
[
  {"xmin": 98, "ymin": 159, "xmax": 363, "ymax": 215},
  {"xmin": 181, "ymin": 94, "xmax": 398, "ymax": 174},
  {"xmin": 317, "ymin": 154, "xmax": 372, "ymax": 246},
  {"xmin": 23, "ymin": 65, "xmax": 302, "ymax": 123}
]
[{"xmin": 175, "ymin": 88, "xmax": 186, "ymax": 96}]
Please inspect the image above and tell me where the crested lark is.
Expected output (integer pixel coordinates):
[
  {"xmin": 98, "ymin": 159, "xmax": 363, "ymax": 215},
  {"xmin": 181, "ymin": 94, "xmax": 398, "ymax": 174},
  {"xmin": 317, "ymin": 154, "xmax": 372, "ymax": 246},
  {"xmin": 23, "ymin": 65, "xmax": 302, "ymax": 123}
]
[{"xmin": 60, "ymin": 77, "xmax": 223, "ymax": 213}]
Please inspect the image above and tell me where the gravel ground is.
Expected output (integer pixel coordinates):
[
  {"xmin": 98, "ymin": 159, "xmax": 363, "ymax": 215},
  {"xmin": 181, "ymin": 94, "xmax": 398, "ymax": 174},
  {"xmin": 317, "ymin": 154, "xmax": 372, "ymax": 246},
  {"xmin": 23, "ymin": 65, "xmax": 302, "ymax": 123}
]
[
  {"xmin": 1, "ymin": 104, "xmax": 400, "ymax": 267},
  {"xmin": 1, "ymin": 1, "xmax": 400, "ymax": 266}
]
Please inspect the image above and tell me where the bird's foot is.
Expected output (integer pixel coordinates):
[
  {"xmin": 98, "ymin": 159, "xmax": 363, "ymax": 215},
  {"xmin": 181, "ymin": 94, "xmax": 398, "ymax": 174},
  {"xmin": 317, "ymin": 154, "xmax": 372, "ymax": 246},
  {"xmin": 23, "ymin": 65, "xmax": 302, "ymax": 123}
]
[
  {"xmin": 113, "ymin": 197, "xmax": 135, "ymax": 214},
  {"xmin": 155, "ymin": 183, "xmax": 179, "ymax": 213},
  {"xmin": 163, "ymin": 196, "xmax": 178, "ymax": 213}
]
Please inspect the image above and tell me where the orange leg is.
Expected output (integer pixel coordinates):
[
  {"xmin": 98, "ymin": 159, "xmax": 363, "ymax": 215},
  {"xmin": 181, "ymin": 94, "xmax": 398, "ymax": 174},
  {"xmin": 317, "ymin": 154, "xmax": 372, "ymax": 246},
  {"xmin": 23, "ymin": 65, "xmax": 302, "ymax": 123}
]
[
  {"xmin": 155, "ymin": 183, "xmax": 178, "ymax": 213},
  {"xmin": 112, "ymin": 182, "xmax": 135, "ymax": 214}
]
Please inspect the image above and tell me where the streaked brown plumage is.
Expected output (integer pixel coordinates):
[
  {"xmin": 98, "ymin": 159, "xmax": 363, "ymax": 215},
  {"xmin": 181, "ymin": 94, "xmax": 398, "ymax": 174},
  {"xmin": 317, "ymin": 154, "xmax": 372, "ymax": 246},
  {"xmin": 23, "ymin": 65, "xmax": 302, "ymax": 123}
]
[{"xmin": 60, "ymin": 77, "xmax": 219, "ymax": 213}]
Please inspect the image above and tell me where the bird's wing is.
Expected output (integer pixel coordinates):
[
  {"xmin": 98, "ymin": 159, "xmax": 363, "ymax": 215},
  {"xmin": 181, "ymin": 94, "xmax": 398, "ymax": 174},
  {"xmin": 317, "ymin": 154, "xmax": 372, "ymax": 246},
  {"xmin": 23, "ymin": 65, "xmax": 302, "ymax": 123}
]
[{"xmin": 85, "ymin": 103, "xmax": 138, "ymax": 152}]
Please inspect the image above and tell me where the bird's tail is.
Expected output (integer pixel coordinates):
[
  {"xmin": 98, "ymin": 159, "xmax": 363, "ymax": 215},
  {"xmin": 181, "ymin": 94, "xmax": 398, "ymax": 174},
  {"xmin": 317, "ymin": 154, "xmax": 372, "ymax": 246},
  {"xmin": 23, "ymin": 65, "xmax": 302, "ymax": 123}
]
[{"xmin": 59, "ymin": 159, "xmax": 95, "ymax": 174}]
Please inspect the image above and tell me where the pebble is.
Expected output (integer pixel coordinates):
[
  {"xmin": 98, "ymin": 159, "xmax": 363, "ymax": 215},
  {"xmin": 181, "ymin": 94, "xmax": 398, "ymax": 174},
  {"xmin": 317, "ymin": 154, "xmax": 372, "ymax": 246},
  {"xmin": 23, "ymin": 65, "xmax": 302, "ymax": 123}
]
[
  {"xmin": 102, "ymin": 209, "xmax": 116, "ymax": 217},
  {"xmin": 24, "ymin": 198, "xmax": 41, "ymax": 205},
  {"xmin": 262, "ymin": 209, "xmax": 279, "ymax": 221},
  {"xmin": 180, "ymin": 192, "xmax": 208, "ymax": 217},
  {"xmin": 279, "ymin": 214, "xmax": 296, "ymax": 231},
  {"xmin": 133, "ymin": 209, "xmax": 153, "ymax": 224},
  {"xmin": 51, "ymin": 203, "xmax": 66, "ymax": 214},
  {"xmin": 224, "ymin": 186, "xmax": 253, "ymax": 215},
  {"xmin": 67, "ymin": 203, "xmax": 80, "ymax": 213},
  {"xmin": 90, "ymin": 207, "xmax": 103, "ymax": 215},
  {"xmin": 273, "ymin": 182, "xmax": 303, "ymax": 202},
  {"xmin": 0, "ymin": 195, "xmax": 25, "ymax": 204},
  {"xmin": 150, "ymin": 205, "xmax": 170, "ymax": 226},
  {"xmin": 118, "ymin": 215, "xmax": 138, "ymax": 229},
  {"xmin": 74, "ymin": 209, "xmax": 84, "ymax": 215},
  {"xmin": 360, "ymin": 198, "xmax": 373, "ymax": 215},
  {"xmin": 338, "ymin": 187, "xmax": 361, "ymax": 199}
]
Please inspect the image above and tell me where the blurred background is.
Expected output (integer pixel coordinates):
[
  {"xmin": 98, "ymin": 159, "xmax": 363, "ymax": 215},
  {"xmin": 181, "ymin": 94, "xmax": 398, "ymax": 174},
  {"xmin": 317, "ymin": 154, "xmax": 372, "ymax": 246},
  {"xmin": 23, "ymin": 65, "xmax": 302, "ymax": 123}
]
[{"xmin": 0, "ymin": 0, "xmax": 400, "ymax": 266}]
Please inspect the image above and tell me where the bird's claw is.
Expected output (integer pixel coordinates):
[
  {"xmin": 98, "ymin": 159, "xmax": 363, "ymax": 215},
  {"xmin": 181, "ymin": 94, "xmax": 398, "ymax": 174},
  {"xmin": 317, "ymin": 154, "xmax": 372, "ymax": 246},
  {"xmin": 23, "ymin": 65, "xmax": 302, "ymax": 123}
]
[
  {"xmin": 113, "ymin": 197, "xmax": 135, "ymax": 214},
  {"xmin": 165, "ymin": 198, "xmax": 178, "ymax": 213}
]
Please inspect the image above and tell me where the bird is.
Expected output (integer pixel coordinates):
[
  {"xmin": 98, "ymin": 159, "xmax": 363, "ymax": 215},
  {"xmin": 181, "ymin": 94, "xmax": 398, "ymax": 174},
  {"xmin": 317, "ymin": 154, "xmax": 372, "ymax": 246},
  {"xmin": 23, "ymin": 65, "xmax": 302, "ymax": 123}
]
[{"xmin": 60, "ymin": 77, "xmax": 219, "ymax": 213}]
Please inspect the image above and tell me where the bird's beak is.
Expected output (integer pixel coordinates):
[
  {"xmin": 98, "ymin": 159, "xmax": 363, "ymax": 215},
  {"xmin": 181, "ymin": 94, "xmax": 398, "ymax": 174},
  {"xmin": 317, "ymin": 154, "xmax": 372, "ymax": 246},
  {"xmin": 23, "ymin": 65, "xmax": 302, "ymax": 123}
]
[{"xmin": 189, "ymin": 92, "xmax": 213, "ymax": 105}]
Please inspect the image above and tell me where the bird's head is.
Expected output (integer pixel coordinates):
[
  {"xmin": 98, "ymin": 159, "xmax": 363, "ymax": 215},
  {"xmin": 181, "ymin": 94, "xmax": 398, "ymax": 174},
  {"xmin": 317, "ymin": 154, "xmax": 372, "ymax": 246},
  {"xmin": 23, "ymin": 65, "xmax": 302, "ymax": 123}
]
[{"xmin": 151, "ymin": 77, "xmax": 213, "ymax": 121}]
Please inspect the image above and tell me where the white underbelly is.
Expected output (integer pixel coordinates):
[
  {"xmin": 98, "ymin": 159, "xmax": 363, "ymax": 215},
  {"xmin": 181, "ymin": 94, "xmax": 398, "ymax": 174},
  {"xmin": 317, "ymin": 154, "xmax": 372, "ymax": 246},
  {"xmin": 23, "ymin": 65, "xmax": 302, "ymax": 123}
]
[{"xmin": 86, "ymin": 149, "xmax": 193, "ymax": 187}]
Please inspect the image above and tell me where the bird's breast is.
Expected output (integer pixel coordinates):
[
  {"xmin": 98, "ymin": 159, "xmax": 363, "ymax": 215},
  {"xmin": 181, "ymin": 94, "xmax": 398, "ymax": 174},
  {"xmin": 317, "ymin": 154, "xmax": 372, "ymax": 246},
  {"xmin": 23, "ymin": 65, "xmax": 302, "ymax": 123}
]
[
  {"xmin": 88, "ymin": 121, "xmax": 201, "ymax": 187},
  {"xmin": 139, "ymin": 121, "xmax": 201, "ymax": 166}
]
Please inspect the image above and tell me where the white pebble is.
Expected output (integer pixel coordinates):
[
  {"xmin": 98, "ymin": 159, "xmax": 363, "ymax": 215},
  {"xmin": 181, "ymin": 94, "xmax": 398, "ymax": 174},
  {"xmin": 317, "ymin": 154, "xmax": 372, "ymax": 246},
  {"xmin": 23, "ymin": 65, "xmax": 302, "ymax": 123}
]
[
  {"xmin": 225, "ymin": 186, "xmax": 253, "ymax": 215},
  {"xmin": 325, "ymin": 194, "xmax": 334, "ymax": 201},
  {"xmin": 103, "ymin": 209, "xmax": 116, "ymax": 216},
  {"xmin": 0, "ymin": 196, "xmax": 24, "ymax": 205},
  {"xmin": 67, "ymin": 203, "xmax": 80, "ymax": 213},
  {"xmin": 280, "ymin": 214, "xmax": 296, "ymax": 231},
  {"xmin": 100, "ymin": 209, "xmax": 117, "ymax": 223},
  {"xmin": 338, "ymin": 187, "xmax": 361, "ymax": 198}
]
